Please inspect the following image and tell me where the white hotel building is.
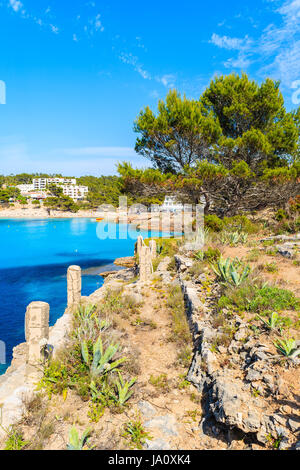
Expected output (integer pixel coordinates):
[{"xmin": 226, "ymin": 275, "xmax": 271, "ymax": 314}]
[
  {"xmin": 32, "ymin": 178, "xmax": 77, "ymax": 191},
  {"xmin": 23, "ymin": 178, "xmax": 89, "ymax": 201}
]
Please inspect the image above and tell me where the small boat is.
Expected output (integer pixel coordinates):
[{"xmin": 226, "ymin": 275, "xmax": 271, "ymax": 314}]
[{"xmin": 96, "ymin": 218, "xmax": 104, "ymax": 222}]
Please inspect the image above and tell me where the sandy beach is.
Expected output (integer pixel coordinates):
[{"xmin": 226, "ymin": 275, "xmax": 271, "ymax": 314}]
[
  {"xmin": 0, "ymin": 204, "xmax": 119, "ymax": 220},
  {"xmin": 0, "ymin": 204, "xmax": 191, "ymax": 232}
]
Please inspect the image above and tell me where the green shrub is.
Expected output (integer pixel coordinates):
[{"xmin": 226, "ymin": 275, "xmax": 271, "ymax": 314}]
[
  {"xmin": 264, "ymin": 262, "xmax": 278, "ymax": 273},
  {"xmin": 205, "ymin": 246, "xmax": 221, "ymax": 262},
  {"xmin": 275, "ymin": 209, "xmax": 288, "ymax": 221},
  {"xmin": 144, "ymin": 237, "xmax": 181, "ymax": 257},
  {"xmin": 204, "ymin": 215, "xmax": 224, "ymax": 232},
  {"xmin": 248, "ymin": 286, "xmax": 299, "ymax": 312},
  {"xmin": 122, "ymin": 417, "xmax": 152, "ymax": 450},
  {"xmin": 223, "ymin": 215, "xmax": 259, "ymax": 234},
  {"xmin": 205, "ymin": 214, "xmax": 259, "ymax": 234},
  {"xmin": 4, "ymin": 427, "xmax": 29, "ymax": 450},
  {"xmin": 219, "ymin": 281, "xmax": 299, "ymax": 314},
  {"xmin": 38, "ymin": 360, "xmax": 71, "ymax": 398}
]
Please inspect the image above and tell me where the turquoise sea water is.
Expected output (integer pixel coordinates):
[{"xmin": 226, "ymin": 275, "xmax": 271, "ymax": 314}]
[{"xmin": 0, "ymin": 218, "xmax": 165, "ymax": 375}]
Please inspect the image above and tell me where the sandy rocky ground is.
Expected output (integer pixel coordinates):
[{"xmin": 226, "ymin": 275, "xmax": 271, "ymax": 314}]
[
  {"xmin": 10, "ymin": 279, "xmax": 223, "ymax": 450},
  {"xmin": 0, "ymin": 227, "xmax": 299, "ymax": 450}
]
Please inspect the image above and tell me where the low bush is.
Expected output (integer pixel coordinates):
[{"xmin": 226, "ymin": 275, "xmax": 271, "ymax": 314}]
[
  {"xmin": 122, "ymin": 417, "xmax": 152, "ymax": 450},
  {"xmin": 204, "ymin": 215, "xmax": 224, "ymax": 232},
  {"xmin": 248, "ymin": 286, "xmax": 299, "ymax": 312},
  {"xmin": 205, "ymin": 214, "xmax": 260, "ymax": 234},
  {"xmin": 223, "ymin": 215, "xmax": 260, "ymax": 234},
  {"xmin": 219, "ymin": 281, "xmax": 300, "ymax": 313},
  {"xmin": 144, "ymin": 237, "xmax": 181, "ymax": 258},
  {"xmin": 4, "ymin": 427, "xmax": 29, "ymax": 451}
]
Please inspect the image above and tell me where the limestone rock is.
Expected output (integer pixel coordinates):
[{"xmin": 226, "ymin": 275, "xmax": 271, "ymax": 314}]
[
  {"xmin": 144, "ymin": 414, "xmax": 178, "ymax": 436},
  {"xmin": 174, "ymin": 255, "xmax": 193, "ymax": 272},
  {"xmin": 138, "ymin": 400, "xmax": 156, "ymax": 418},
  {"xmin": 209, "ymin": 373, "xmax": 265, "ymax": 434},
  {"xmin": 145, "ymin": 438, "xmax": 171, "ymax": 450},
  {"xmin": 288, "ymin": 418, "xmax": 300, "ymax": 434},
  {"xmin": 99, "ymin": 270, "xmax": 119, "ymax": 278},
  {"xmin": 114, "ymin": 256, "xmax": 135, "ymax": 268}
]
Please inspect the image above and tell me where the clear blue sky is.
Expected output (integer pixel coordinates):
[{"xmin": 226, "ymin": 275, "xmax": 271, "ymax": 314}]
[{"xmin": 0, "ymin": 0, "xmax": 299, "ymax": 176}]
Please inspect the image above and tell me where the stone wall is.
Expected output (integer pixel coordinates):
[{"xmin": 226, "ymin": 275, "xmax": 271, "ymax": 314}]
[{"xmin": 174, "ymin": 254, "xmax": 299, "ymax": 449}]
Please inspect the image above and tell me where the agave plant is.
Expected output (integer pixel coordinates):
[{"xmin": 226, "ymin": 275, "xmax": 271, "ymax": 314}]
[
  {"xmin": 259, "ymin": 312, "xmax": 281, "ymax": 331},
  {"xmin": 67, "ymin": 426, "xmax": 91, "ymax": 450},
  {"xmin": 81, "ymin": 336, "xmax": 127, "ymax": 378},
  {"xmin": 240, "ymin": 232, "xmax": 249, "ymax": 244},
  {"xmin": 89, "ymin": 379, "xmax": 115, "ymax": 405},
  {"xmin": 273, "ymin": 338, "xmax": 300, "ymax": 358},
  {"xmin": 76, "ymin": 304, "xmax": 96, "ymax": 321},
  {"xmin": 211, "ymin": 256, "xmax": 250, "ymax": 286},
  {"xmin": 114, "ymin": 372, "xmax": 137, "ymax": 406},
  {"xmin": 194, "ymin": 250, "xmax": 205, "ymax": 261},
  {"xmin": 75, "ymin": 304, "xmax": 110, "ymax": 342},
  {"xmin": 220, "ymin": 231, "xmax": 248, "ymax": 246}
]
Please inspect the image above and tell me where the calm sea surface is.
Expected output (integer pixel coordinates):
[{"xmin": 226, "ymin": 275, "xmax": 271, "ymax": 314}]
[{"xmin": 0, "ymin": 218, "xmax": 164, "ymax": 374}]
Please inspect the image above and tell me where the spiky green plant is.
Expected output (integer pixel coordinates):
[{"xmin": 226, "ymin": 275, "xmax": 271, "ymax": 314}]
[
  {"xmin": 76, "ymin": 304, "xmax": 96, "ymax": 321},
  {"xmin": 74, "ymin": 304, "xmax": 100, "ymax": 342},
  {"xmin": 81, "ymin": 337, "xmax": 127, "ymax": 378},
  {"xmin": 259, "ymin": 312, "xmax": 281, "ymax": 331},
  {"xmin": 220, "ymin": 231, "xmax": 248, "ymax": 246},
  {"xmin": 122, "ymin": 417, "xmax": 152, "ymax": 450},
  {"xmin": 273, "ymin": 338, "xmax": 300, "ymax": 358},
  {"xmin": 67, "ymin": 426, "xmax": 91, "ymax": 450},
  {"xmin": 194, "ymin": 250, "xmax": 205, "ymax": 261},
  {"xmin": 114, "ymin": 372, "xmax": 137, "ymax": 406},
  {"xmin": 211, "ymin": 256, "xmax": 250, "ymax": 286},
  {"xmin": 89, "ymin": 380, "xmax": 116, "ymax": 407}
]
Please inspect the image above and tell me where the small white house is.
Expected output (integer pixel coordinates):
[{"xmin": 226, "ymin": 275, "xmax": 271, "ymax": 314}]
[{"xmin": 161, "ymin": 195, "xmax": 184, "ymax": 212}]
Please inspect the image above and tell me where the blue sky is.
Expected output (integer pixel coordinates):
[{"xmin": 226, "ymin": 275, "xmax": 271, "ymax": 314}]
[{"xmin": 0, "ymin": 0, "xmax": 299, "ymax": 176}]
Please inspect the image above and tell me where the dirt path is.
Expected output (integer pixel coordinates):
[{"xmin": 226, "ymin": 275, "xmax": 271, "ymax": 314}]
[
  {"xmin": 117, "ymin": 283, "xmax": 226, "ymax": 450},
  {"xmin": 11, "ymin": 280, "xmax": 227, "ymax": 450}
]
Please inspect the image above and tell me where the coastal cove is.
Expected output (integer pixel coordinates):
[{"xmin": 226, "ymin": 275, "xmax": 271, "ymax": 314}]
[{"xmin": 0, "ymin": 218, "xmax": 166, "ymax": 374}]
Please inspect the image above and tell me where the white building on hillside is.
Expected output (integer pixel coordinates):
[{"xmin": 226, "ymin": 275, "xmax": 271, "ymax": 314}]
[
  {"xmin": 62, "ymin": 185, "xmax": 88, "ymax": 201},
  {"xmin": 161, "ymin": 195, "xmax": 184, "ymax": 212},
  {"xmin": 33, "ymin": 177, "xmax": 77, "ymax": 190},
  {"xmin": 16, "ymin": 184, "xmax": 34, "ymax": 194},
  {"xmin": 32, "ymin": 178, "xmax": 88, "ymax": 201}
]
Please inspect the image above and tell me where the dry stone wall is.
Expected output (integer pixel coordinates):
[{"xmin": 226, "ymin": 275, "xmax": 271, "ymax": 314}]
[{"xmin": 174, "ymin": 253, "xmax": 299, "ymax": 449}]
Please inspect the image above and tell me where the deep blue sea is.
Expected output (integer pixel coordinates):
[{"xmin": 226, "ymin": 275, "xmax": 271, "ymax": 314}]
[{"xmin": 0, "ymin": 218, "xmax": 164, "ymax": 375}]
